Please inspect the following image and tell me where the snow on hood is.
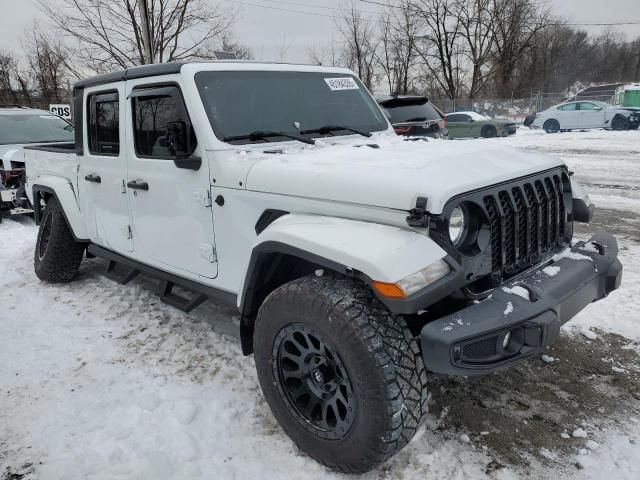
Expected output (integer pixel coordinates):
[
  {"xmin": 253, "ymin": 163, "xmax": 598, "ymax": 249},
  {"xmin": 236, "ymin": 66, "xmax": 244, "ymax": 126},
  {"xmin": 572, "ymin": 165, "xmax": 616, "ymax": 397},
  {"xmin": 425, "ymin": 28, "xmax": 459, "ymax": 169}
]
[{"xmin": 245, "ymin": 134, "xmax": 563, "ymax": 213}]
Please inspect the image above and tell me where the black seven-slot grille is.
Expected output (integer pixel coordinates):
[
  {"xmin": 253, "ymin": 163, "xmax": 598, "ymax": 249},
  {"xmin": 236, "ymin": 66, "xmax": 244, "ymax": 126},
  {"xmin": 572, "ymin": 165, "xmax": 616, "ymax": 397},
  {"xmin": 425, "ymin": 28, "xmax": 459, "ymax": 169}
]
[{"xmin": 483, "ymin": 171, "xmax": 569, "ymax": 277}]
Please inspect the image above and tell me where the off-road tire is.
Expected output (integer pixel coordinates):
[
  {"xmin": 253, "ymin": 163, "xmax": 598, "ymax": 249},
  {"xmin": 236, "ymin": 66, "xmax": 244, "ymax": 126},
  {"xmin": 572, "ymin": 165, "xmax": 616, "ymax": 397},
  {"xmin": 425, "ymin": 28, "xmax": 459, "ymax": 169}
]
[
  {"xmin": 34, "ymin": 197, "xmax": 85, "ymax": 282},
  {"xmin": 253, "ymin": 275, "xmax": 427, "ymax": 473},
  {"xmin": 481, "ymin": 125, "xmax": 497, "ymax": 138},
  {"xmin": 611, "ymin": 115, "xmax": 629, "ymax": 131},
  {"xmin": 543, "ymin": 119, "xmax": 560, "ymax": 133}
]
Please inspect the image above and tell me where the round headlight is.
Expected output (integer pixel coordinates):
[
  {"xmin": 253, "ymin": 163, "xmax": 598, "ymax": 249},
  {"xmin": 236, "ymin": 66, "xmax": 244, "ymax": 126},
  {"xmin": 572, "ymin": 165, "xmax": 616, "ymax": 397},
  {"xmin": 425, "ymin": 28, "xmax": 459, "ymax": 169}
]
[{"xmin": 448, "ymin": 206, "xmax": 465, "ymax": 245}]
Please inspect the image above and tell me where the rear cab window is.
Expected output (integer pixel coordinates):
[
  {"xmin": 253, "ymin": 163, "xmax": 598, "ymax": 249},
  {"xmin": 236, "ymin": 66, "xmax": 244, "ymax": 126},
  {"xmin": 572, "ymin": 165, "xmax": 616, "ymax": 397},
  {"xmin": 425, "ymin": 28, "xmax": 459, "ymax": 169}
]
[
  {"xmin": 87, "ymin": 91, "xmax": 120, "ymax": 156},
  {"xmin": 379, "ymin": 98, "xmax": 442, "ymax": 124}
]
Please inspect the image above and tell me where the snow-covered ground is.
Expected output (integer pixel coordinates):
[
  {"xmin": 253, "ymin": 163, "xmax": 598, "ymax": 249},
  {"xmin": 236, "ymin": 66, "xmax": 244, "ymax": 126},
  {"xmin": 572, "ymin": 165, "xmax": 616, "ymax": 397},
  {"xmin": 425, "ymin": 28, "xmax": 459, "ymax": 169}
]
[{"xmin": 2, "ymin": 128, "xmax": 640, "ymax": 479}]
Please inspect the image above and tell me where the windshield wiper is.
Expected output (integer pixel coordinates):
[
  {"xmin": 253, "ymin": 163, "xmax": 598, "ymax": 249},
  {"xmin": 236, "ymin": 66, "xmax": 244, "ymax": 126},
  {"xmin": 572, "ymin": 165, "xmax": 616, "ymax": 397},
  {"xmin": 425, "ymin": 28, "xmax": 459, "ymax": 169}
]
[
  {"xmin": 300, "ymin": 125, "xmax": 372, "ymax": 138},
  {"xmin": 223, "ymin": 130, "xmax": 315, "ymax": 145}
]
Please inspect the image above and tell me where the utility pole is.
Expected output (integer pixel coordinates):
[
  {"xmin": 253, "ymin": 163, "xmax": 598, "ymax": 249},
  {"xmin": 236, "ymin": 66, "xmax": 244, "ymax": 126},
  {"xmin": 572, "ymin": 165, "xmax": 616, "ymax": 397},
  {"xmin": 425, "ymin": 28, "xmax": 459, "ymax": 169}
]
[{"xmin": 138, "ymin": 0, "xmax": 154, "ymax": 64}]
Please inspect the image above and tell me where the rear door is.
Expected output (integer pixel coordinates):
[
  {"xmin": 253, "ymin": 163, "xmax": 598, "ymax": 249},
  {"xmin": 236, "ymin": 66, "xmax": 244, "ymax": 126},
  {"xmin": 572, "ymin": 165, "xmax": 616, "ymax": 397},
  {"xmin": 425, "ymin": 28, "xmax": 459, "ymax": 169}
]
[
  {"xmin": 124, "ymin": 81, "xmax": 218, "ymax": 278},
  {"xmin": 555, "ymin": 103, "xmax": 579, "ymax": 129},
  {"xmin": 78, "ymin": 85, "xmax": 133, "ymax": 252}
]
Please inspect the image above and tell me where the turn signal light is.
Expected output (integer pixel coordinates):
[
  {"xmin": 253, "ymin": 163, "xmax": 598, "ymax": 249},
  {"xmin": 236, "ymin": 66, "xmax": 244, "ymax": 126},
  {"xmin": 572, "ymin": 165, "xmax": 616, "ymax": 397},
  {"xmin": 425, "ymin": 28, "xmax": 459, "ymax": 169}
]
[{"xmin": 372, "ymin": 281, "xmax": 407, "ymax": 299}]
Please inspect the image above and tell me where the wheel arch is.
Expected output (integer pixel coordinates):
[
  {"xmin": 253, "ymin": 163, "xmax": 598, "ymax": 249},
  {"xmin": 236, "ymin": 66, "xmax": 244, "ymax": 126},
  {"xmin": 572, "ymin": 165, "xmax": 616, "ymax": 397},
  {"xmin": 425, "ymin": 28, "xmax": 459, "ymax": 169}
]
[
  {"xmin": 238, "ymin": 214, "xmax": 448, "ymax": 354},
  {"xmin": 32, "ymin": 178, "xmax": 88, "ymax": 242}
]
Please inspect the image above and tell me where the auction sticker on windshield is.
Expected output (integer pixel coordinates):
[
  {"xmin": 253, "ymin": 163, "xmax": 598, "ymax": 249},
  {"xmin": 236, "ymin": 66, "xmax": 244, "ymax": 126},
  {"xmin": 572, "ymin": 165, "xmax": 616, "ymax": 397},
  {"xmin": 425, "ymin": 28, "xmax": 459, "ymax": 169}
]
[{"xmin": 324, "ymin": 77, "xmax": 359, "ymax": 91}]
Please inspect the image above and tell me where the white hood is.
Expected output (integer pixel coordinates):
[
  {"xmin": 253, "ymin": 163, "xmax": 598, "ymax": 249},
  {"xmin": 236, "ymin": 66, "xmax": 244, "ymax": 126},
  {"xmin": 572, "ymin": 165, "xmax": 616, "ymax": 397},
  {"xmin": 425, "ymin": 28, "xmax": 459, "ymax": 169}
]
[{"xmin": 244, "ymin": 135, "xmax": 564, "ymax": 214}]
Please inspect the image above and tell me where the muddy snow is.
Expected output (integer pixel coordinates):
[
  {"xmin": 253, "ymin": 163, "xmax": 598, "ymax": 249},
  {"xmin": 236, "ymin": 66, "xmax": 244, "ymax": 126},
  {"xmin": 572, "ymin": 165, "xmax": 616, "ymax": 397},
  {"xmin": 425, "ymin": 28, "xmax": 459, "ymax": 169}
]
[{"xmin": 2, "ymin": 128, "xmax": 640, "ymax": 479}]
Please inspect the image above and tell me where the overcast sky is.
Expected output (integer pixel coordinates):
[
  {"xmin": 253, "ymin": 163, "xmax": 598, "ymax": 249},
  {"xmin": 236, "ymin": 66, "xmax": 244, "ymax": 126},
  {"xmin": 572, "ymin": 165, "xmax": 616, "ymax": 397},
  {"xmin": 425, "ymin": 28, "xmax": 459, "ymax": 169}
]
[{"xmin": 2, "ymin": 0, "xmax": 640, "ymax": 63}]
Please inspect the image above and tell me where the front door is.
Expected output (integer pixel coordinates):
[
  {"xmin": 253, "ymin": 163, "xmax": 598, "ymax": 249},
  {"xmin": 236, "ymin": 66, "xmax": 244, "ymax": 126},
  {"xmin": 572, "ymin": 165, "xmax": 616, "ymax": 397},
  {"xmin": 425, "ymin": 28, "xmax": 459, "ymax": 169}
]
[
  {"xmin": 578, "ymin": 102, "xmax": 606, "ymax": 128},
  {"xmin": 124, "ymin": 81, "xmax": 218, "ymax": 278},
  {"xmin": 78, "ymin": 85, "xmax": 133, "ymax": 252}
]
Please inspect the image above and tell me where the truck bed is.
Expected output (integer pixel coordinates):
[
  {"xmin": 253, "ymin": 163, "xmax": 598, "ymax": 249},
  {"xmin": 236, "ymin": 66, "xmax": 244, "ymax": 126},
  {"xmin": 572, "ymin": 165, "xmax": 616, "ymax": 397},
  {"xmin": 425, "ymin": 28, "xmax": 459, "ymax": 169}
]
[{"xmin": 24, "ymin": 143, "xmax": 79, "ymax": 202}]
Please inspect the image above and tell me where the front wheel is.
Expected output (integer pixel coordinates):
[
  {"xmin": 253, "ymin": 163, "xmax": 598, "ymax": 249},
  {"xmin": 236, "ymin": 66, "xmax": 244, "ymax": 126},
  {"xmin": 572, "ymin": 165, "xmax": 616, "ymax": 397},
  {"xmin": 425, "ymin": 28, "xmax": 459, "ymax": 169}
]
[
  {"xmin": 611, "ymin": 115, "xmax": 629, "ymax": 131},
  {"xmin": 481, "ymin": 125, "xmax": 497, "ymax": 138},
  {"xmin": 543, "ymin": 119, "xmax": 560, "ymax": 133},
  {"xmin": 34, "ymin": 196, "xmax": 85, "ymax": 282},
  {"xmin": 253, "ymin": 275, "xmax": 427, "ymax": 473}
]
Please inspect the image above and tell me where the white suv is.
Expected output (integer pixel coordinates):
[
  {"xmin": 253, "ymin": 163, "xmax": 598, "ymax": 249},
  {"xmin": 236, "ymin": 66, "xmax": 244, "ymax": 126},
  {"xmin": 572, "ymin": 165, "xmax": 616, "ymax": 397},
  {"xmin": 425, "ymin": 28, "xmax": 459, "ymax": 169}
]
[{"xmin": 23, "ymin": 62, "xmax": 622, "ymax": 473}]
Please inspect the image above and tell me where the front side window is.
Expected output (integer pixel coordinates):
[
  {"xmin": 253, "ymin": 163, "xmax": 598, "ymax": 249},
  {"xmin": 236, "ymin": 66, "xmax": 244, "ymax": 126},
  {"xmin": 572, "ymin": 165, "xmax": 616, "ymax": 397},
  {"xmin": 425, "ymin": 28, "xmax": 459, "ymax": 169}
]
[
  {"xmin": 88, "ymin": 91, "xmax": 119, "ymax": 155},
  {"xmin": 132, "ymin": 86, "xmax": 195, "ymax": 158},
  {"xmin": 579, "ymin": 102, "xmax": 601, "ymax": 111},
  {"xmin": 0, "ymin": 113, "xmax": 74, "ymax": 145},
  {"xmin": 195, "ymin": 71, "xmax": 388, "ymax": 144},
  {"xmin": 446, "ymin": 114, "xmax": 469, "ymax": 122}
]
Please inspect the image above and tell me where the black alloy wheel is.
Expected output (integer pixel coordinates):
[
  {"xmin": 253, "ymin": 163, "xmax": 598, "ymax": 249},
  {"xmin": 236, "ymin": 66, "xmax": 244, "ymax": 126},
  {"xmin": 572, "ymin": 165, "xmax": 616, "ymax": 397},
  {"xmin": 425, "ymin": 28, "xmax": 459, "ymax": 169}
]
[
  {"xmin": 37, "ymin": 209, "xmax": 53, "ymax": 260},
  {"xmin": 272, "ymin": 323, "xmax": 355, "ymax": 440}
]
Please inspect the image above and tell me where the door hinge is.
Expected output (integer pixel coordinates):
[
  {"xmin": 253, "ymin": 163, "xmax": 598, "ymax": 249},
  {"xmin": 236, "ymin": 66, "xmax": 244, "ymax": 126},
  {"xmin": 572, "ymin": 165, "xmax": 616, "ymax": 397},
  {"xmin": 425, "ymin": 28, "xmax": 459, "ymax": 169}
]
[
  {"xmin": 199, "ymin": 243, "xmax": 217, "ymax": 263},
  {"xmin": 195, "ymin": 189, "xmax": 212, "ymax": 207},
  {"xmin": 126, "ymin": 225, "xmax": 133, "ymax": 239},
  {"xmin": 121, "ymin": 180, "xmax": 127, "ymax": 194}
]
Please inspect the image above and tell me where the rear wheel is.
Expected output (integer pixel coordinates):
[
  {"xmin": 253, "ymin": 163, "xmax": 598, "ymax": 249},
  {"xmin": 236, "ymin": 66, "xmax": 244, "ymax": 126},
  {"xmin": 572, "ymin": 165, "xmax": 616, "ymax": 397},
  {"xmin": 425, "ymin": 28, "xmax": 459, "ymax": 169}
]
[
  {"xmin": 253, "ymin": 275, "xmax": 427, "ymax": 473},
  {"xmin": 611, "ymin": 115, "xmax": 629, "ymax": 131},
  {"xmin": 543, "ymin": 119, "xmax": 560, "ymax": 133},
  {"xmin": 34, "ymin": 197, "xmax": 85, "ymax": 282},
  {"xmin": 481, "ymin": 125, "xmax": 497, "ymax": 138}
]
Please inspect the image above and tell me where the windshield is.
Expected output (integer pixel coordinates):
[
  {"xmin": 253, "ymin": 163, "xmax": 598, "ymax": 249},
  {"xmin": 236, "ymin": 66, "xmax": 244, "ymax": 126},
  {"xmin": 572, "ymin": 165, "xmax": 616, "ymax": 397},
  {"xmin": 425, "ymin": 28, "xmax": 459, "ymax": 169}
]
[
  {"xmin": 379, "ymin": 99, "xmax": 442, "ymax": 124},
  {"xmin": 0, "ymin": 114, "xmax": 74, "ymax": 145},
  {"xmin": 195, "ymin": 71, "xmax": 388, "ymax": 144}
]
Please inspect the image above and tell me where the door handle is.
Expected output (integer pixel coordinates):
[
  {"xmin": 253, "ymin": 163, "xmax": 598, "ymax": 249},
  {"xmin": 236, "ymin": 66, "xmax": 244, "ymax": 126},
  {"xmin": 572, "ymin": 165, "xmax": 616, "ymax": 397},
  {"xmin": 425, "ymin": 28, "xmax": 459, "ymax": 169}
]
[
  {"xmin": 127, "ymin": 180, "xmax": 149, "ymax": 191},
  {"xmin": 84, "ymin": 174, "xmax": 101, "ymax": 183}
]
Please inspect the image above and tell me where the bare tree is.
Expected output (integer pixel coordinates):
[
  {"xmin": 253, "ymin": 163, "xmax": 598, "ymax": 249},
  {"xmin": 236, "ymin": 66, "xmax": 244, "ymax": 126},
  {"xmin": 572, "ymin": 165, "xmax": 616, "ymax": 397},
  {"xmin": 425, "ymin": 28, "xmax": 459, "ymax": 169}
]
[
  {"xmin": 338, "ymin": 1, "xmax": 379, "ymax": 89},
  {"xmin": 412, "ymin": 0, "xmax": 465, "ymax": 100},
  {"xmin": 38, "ymin": 0, "xmax": 235, "ymax": 72},
  {"xmin": 457, "ymin": 0, "xmax": 497, "ymax": 99},
  {"xmin": 0, "ymin": 51, "xmax": 32, "ymax": 105},
  {"xmin": 24, "ymin": 26, "xmax": 74, "ymax": 102},
  {"xmin": 307, "ymin": 38, "xmax": 340, "ymax": 67},
  {"xmin": 489, "ymin": 0, "xmax": 550, "ymax": 95},
  {"xmin": 377, "ymin": 1, "xmax": 420, "ymax": 95}
]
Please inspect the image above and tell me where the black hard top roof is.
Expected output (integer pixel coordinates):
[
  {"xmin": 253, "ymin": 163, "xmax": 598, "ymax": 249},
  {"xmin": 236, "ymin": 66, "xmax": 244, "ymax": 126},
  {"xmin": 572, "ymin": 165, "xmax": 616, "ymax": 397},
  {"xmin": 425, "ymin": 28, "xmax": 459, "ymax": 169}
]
[
  {"xmin": 74, "ymin": 62, "xmax": 188, "ymax": 89},
  {"xmin": 73, "ymin": 60, "xmax": 326, "ymax": 89}
]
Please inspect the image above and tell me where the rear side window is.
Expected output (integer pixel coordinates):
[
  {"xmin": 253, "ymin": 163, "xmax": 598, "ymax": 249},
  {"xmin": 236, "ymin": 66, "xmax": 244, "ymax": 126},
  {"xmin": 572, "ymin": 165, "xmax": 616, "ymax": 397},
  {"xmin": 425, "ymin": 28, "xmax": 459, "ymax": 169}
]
[
  {"xmin": 87, "ymin": 91, "xmax": 119, "ymax": 156},
  {"xmin": 380, "ymin": 99, "xmax": 441, "ymax": 124},
  {"xmin": 132, "ymin": 86, "xmax": 195, "ymax": 158},
  {"xmin": 557, "ymin": 103, "xmax": 578, "ymax": 111}
]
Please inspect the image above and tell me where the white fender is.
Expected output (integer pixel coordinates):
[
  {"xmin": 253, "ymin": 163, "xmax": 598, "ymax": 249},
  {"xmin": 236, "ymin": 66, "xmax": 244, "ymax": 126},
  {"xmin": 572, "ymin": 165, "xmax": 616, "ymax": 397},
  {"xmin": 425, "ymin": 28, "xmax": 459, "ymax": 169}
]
[
  {"xmin": 239, "ymin": 214, "xmax": 448, "ymax": 308},
  {"xmin": 30, "ymin": 175, "xmax": 89, "ymax": 241}
]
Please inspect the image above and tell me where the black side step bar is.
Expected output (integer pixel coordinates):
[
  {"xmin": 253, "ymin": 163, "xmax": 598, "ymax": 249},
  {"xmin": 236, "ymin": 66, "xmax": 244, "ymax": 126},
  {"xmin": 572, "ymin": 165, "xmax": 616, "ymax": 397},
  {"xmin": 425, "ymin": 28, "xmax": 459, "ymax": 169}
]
[
  {"xmin": 159, "ymin": 280, "xmax": 208, "ymax": 313},
  {"xmin": 87, "ymin": 244, "xmax": 237, "ymax": 313},
  {"xmin": 104, "ymin": 260, "xmax": 140, "ymax": 285}
]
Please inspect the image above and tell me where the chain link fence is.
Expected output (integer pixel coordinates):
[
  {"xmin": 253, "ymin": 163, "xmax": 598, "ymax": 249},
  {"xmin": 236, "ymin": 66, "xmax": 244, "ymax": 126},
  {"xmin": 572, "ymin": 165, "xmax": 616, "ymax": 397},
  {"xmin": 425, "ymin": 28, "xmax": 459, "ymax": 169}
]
[{"xmin": 430, "ymin": 89, "xmax": 620, "ymax": 124}]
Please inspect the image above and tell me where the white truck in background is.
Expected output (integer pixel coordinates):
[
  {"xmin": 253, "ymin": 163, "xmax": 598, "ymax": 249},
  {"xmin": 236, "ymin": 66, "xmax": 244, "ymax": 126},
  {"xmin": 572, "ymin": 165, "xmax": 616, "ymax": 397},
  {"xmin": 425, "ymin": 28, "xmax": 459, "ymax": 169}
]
[
  {"xmin": 0, "ymin": 106, "xmax": 74, "ymax": 221},
  {"xmin": 23, "ymin": 62, "xmax": 622, "ymax": 473}
]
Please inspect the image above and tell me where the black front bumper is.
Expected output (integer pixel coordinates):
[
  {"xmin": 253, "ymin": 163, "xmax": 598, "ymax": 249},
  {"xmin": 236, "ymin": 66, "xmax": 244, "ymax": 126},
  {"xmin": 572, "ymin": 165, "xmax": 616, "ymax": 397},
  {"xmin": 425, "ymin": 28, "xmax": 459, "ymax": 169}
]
[{"xmin": 420, "ymin": 232, "xmax": 623, "ymax": 375}]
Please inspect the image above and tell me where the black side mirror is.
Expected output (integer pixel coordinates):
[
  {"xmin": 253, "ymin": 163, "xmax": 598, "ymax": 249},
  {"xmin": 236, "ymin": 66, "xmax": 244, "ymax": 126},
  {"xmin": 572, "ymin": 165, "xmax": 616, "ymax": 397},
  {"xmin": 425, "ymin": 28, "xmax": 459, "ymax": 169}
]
[{"xmin": 166, "ymin": 121, "xmax": 201, "ymax": 171}]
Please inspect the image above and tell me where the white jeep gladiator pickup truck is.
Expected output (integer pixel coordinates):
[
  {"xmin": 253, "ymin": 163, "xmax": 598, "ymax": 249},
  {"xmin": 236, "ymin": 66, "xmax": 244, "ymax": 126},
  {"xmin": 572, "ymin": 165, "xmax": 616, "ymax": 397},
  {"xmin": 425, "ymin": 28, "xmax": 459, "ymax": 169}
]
[{"xmin": 24, "ymin": 62, "xmax": 622, "ymax": 473}]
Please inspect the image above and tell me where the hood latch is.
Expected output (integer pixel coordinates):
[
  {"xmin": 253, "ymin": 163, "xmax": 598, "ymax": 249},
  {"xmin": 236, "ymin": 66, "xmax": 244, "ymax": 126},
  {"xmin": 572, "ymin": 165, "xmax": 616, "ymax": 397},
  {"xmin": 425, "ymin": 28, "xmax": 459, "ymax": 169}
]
[{"xmin": 406, "ymin": 197, "xmax": 429, "ymax": 228}]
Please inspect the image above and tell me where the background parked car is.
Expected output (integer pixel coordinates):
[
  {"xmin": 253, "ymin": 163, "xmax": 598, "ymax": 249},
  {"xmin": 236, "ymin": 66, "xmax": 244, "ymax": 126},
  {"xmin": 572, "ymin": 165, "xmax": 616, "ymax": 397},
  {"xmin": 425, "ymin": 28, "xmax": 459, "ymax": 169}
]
[
  {"xmin": 0, "ymin": 106, "xmax": 74, "ymax": 220},
  {"xmin": 444, "ymin": 111, "xmax": 517, "ymax": 138},
  {"xmin": 376, "ymin": 95, "xmax": 448, "ymax": 138},
  {"xmin": 531, "ymin": 100, "xmax": 640, "ymax": 133}
]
